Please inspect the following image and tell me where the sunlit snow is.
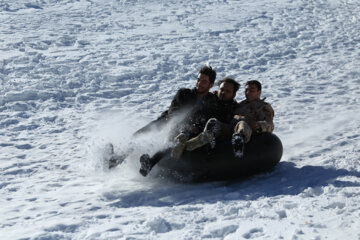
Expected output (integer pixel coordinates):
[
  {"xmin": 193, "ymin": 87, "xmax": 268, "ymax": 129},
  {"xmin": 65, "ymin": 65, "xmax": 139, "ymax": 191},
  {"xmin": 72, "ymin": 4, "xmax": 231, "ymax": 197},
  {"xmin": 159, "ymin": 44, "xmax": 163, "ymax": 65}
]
[{"xmin": 1, "ymin": 0, "xmax": 359, "ymax": 239}]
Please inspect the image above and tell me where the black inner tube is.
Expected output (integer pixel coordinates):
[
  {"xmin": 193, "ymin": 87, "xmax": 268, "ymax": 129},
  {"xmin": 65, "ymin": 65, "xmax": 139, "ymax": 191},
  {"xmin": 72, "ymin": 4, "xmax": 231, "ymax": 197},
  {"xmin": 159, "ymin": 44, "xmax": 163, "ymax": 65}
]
[{"xmin": 154, "ymin": 133, "xmax": 283, "ymax": 182}]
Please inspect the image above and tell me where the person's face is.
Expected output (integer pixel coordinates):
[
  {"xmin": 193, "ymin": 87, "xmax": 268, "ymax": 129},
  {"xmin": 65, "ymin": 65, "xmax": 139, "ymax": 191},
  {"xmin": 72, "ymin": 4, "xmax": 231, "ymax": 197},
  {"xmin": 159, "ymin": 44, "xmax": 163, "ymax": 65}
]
[
  {"xmin": 217, "ymin": 82, "xmax": 235, "ymax": 102},
  {"xmin": 245, "ymin": 84, "xmax": 261, "ymax": 102},
  {"xmin": 196, "ymin": 73, "xmax": 213, "ymax": 95}
]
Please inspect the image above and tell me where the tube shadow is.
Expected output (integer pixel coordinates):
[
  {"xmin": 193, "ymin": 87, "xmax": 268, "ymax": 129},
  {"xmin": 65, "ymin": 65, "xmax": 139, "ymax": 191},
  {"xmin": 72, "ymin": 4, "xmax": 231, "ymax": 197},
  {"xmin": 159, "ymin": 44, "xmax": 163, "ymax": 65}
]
[{"xmin": 103, "ymin": 161, "xmax": 360, "ymax": 208}]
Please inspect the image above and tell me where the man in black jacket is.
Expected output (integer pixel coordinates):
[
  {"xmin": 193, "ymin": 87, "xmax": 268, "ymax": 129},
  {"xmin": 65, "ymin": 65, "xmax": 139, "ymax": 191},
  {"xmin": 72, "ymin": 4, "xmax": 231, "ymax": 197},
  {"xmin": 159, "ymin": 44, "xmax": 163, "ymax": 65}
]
[
  {"xmin": 134, "ymin": 67, "xmax": 217, "ymax": 139},
  {"xmin": 138, "ymin": 66, "xmax": 218, "ymax": 176}
]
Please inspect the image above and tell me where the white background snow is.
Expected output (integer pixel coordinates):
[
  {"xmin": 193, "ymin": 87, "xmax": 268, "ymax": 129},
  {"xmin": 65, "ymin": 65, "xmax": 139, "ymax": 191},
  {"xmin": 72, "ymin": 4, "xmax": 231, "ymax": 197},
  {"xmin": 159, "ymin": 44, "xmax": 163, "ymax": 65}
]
[{"xmin": 1, "ymin": 0, "xmax": 360, "ymax": 239}]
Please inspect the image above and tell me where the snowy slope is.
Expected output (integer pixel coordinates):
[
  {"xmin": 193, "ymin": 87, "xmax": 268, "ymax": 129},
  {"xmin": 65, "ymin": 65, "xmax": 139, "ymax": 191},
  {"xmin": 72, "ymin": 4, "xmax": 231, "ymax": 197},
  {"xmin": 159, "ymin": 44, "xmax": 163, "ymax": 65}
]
[{"xmin": 1, "ymin": 0, "xmax": 359, "ymax": 239}]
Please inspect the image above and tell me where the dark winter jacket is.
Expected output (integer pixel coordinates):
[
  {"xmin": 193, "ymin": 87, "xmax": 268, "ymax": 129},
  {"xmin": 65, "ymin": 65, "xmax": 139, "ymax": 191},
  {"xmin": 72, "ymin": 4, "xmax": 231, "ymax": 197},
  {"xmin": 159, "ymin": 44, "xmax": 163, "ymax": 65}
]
[
  {"xmin": 213, "ymin": 90, "xmax": 238, "ymax": 124},
  {"xmin": 211, "ymin": 90, "xmax": 239, "ymax": 140}
]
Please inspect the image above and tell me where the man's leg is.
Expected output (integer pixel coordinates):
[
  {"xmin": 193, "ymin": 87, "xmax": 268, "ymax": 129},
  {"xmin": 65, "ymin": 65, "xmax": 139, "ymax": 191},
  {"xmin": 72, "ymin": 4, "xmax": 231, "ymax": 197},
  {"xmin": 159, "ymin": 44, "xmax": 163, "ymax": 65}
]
[
  {"xmin": 140, "ymin": 148, "xmax": 171, "ymax": 176},
  {"xmin": 105, "ymin": 143, "xmax": 134, "ymax": 169},
  {"xmin": 139, "ymin": 129, "xmax": 189, "ymax": 176},
  {"xmin": 186, "ymin": 118, "xmax": 220, "ymax": 151},
  {"xmin": 232, "ymin": 120, "xmax": 252, "ymax": 159}
]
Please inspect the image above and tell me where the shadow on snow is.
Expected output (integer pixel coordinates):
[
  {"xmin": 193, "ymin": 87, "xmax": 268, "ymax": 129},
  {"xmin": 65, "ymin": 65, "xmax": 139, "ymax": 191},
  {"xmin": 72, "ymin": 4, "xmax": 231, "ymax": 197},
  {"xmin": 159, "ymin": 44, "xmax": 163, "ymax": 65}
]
[{"xmin": 103, "ymin": 162, "xmax": 360, "ymax": 208}]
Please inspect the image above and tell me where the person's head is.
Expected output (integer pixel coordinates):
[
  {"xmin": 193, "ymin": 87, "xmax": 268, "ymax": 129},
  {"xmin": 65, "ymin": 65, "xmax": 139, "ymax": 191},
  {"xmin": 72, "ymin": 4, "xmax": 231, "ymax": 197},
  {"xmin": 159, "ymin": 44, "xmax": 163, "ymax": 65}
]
[
  {"xmin": 196, "ymin": 66, "xmax": 216, "ymax": 97},
  {"xmin": 217, "ymin": 77, "xmax": 240, "ymax": 102},
  {"xmin": 245, "ymin": 80, "xmax": 262, "ymax": 102}
]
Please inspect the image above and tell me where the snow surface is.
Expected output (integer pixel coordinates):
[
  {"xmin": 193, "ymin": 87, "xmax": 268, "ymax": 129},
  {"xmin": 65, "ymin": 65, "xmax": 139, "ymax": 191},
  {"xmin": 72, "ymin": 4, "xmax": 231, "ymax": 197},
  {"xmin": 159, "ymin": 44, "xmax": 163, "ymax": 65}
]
[{"xmin": 1, "ymin": 0, "xmax": 360, "ymax": 239}]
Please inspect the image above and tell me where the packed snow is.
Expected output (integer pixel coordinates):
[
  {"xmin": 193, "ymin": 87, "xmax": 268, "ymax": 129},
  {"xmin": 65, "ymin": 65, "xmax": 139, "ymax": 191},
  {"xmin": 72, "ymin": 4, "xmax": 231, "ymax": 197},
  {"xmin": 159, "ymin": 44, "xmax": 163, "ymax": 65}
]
[{"xmin": 1, "ymin": 0, "xmax": 359, "ymax": 239}]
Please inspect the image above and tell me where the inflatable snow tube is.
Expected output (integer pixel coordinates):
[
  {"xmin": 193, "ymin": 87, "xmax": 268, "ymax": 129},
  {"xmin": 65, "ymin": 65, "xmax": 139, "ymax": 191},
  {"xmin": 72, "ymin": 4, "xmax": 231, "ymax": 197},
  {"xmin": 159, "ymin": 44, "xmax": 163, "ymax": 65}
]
[{"xmin": 154, "ymin": 133, "xmax": 283, "ymax": 182}]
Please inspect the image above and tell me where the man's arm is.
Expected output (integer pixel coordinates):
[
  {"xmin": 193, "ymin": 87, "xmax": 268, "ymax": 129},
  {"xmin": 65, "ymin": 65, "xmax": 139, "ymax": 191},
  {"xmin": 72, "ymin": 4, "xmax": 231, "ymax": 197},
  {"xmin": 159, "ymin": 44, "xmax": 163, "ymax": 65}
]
[
  {"xmin": 257, "ymin": 103, "xmax": 274, "ymax": 133},
  {"xmin": 134, "ymin": 89, "xmax": 187, "ymax": 136},
  {"xmin": 156, "ymin": 88, "xmax": 190, "ymax": 120},
  {"xmin": 167, "ymin": 89, "xmax": 186, "ymax": 116}
]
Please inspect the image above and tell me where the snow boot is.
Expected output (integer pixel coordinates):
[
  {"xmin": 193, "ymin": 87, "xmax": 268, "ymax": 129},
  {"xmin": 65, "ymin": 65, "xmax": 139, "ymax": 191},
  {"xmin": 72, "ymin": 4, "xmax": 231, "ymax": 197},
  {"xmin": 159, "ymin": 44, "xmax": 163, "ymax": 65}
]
[
  {"xmin": 204, "ymin": 118, "xmax": 218, "ymax": 149},
  {"xmin": 232, "ymin": 133, "xmax": 245, "ymax": 159},
  {"xmin": 104, "ymin": 143, "xmax": 118, "ymax": 169}
]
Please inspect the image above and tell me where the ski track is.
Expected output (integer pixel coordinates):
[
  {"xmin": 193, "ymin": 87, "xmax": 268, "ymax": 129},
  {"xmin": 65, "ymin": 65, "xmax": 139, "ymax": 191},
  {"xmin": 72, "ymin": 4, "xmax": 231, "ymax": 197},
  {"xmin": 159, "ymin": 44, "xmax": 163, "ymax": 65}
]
[{"xmin": 1, "ymin": 0, "xmax": 360, "ymax": 239}]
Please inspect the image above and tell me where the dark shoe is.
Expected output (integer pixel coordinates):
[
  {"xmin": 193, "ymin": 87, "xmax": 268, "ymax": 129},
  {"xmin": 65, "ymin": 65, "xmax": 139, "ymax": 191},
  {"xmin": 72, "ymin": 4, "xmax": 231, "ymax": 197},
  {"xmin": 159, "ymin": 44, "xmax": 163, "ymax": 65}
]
[
  {"xmin": 109, "ymin": 153, "xmax": 127, "ymax": 169},
  {"xmin": 206, "ymin": 118, "xmax": 218, "ymax": 131},
  {"xmin": 139, "ymin": 154, "xmax": 152, "ymax": 176},
  {"xmin": 104, "ymin": 143, "xmax": 115, "ymax": 169},
  {"xmin": 205, "ymin": 118, "xmax": 219, "ymax": 149},
  {"xmin": 105, "ymin": 143, "xmax": 133, "ymax": 169},
  {"xmin": 232, "ymin": 133, "xmax": 245, "ymax": 159},
  {"xmin": 105, "ymin": 143, "xmax": 114, "ymax": 155}
]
